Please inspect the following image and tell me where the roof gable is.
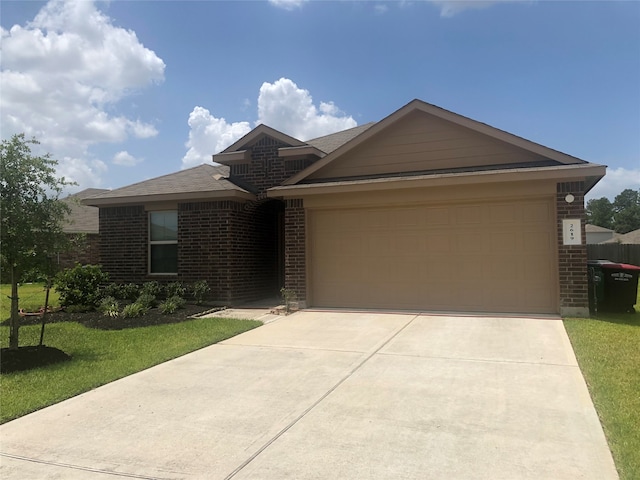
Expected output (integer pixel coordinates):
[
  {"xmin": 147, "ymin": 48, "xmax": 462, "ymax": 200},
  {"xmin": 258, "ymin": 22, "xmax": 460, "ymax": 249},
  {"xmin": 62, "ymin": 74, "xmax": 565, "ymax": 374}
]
[
  {"xmin": 219, "ymin": 124, "xmax": 305, "ymax": 154},
  {"xmin": 284, "ymin": 99, "xmax": 588, "ymax": 185}
]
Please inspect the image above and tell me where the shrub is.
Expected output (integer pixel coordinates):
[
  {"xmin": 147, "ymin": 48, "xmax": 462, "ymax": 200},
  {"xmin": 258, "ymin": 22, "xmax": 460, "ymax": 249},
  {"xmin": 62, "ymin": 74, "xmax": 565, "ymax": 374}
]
[
  {"xmin": 54, "ymin": 264, "xmax": 109, "ymax": 308},
  {"xmin": 98, "ymin": 296, "xmax": 120, "ymax": 318},
  {"xmin": 121, "ymin": 302, "xmax": 147, "ymax": 318},
  {"xmin": 64, "ymin": 304, "xmax": 93, "ymax": 313},
  {"xmin": 192, "ymin": 280, "xmax": 210, "ymax": 305},
  {"xmin": 120, "ymin": 283, "xmax": 141, "ymax": 302},
  {"xmin": 167, "ymin": 295, "xmax": 186, "ymax": 309},
  {"xmin": 101, "ymin": 283, "xmax": 122, "ymax": 299},
  {"xmin": 280, "ymin": 287, "xmax": 298, "ymax": 313},
  {"xmin": 140, "ymin": 281, "xmax": 162, "ymax": 298},
  {"xmin": 136, "ymin": 293, "xmax": 157, "ymax": 309},
  {"xmin": 159, "ymin": 299, "xmax": 178, "ymax": 315},
  {"xmin": 165, "ymin": 281, "xmax": 186, "ymax": 299}
]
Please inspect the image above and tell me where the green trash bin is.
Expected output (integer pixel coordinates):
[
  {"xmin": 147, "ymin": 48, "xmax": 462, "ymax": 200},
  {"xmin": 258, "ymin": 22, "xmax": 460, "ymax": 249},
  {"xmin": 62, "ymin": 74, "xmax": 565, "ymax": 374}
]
[{"xmin": 588, "ymin": 260, "xmax": 640, "ymax": 314}]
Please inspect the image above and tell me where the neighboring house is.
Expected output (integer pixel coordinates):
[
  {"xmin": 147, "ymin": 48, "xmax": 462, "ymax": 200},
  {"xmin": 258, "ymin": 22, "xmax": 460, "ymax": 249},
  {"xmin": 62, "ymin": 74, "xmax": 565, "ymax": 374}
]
[
  {"xmin": 58, "ymin": 188, "xmax": 108, "ymax": 269},
  {"xmin": 585, "ymin": 224, "xmax": 617, "ymax": 244},
  {"xmin": 84, "ymin": 100, "xmax": 606, "ymax": 316},
  {"xmin": 601, "ymin": 228, "xmax": 640, "ymax": 245}
]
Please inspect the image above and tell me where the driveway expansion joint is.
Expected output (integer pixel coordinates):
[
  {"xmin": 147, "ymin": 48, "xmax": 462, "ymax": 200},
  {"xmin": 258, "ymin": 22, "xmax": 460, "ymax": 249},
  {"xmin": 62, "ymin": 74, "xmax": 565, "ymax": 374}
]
[
  {"xmin": 0, "ymin": 452, "xmax": 165, "ymax": 480},
  {"xmin": 223, "ymin": 314, "xmax": 421, "ymax": 480}
]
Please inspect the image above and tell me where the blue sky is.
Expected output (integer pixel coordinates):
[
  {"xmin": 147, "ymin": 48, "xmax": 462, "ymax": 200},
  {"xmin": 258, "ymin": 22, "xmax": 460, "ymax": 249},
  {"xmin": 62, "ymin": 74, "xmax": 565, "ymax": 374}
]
[{"xmin": 1, "ymin": 0, "xmax": 638, "ymax": 201}]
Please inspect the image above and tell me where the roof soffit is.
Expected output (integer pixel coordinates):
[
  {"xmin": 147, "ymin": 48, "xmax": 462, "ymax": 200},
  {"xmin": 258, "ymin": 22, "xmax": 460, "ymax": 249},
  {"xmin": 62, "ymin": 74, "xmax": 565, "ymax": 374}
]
[{"xmin": 283, "ymin": 99, "xmax": 591, "ymax": 186}]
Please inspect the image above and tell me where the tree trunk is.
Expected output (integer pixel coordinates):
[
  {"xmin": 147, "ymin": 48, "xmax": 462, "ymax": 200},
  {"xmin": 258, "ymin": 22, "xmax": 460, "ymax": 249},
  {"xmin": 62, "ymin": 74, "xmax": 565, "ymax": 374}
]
[{"xmin": 9, "ymin": 265, "xmax": 20, "ymax": 350}]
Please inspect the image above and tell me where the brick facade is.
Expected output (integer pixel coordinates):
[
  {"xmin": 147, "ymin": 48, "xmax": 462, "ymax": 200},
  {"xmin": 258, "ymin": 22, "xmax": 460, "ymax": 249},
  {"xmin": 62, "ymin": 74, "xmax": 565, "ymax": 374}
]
[
  {"xmin": 229, "ymin": 136, "xmax": 316, "ymax": 197},
  {"xmin": 284, "ymin": 198, "xmax": 306, "ymax": 306},
  {"xmin": 99, "ymin": 206, "xmax": 148, "ymax": 284},
  {"xmin": 556, "ymin": 181, "xmax": 589, "ymax": 317},
  {"xmin": 56, "ymin": 233, "xmax": 100, "ymax": 270},
  {"xmin": 98, "ymin": 199, "xmax": 284, "ymax": 306}
]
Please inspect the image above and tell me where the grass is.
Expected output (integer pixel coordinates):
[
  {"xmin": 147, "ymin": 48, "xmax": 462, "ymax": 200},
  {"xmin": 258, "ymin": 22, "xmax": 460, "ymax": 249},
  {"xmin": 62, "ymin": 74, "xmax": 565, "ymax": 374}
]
[
  {"xmin": 563, "ymin": 286, "xmax": 640, "ymax": 480},
  {"xmin": 0, "ymin": 283, "xmax": 261, "ymax": 424},
  {"xmin": 0, "ymin": 282, "xmax": 61, "ymax": 319}
]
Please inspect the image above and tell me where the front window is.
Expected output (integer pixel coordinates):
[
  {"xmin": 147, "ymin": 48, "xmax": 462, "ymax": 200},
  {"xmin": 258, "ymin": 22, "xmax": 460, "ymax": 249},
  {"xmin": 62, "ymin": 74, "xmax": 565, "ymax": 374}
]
[{"xmin": 149, "ymin": 211, "xmax": 177, "ymax": 274}]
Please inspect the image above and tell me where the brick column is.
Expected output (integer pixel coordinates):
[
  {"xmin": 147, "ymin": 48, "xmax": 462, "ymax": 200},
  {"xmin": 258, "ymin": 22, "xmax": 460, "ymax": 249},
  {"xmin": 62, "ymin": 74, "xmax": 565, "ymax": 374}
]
[
  {"xmin": 556, "ymin": 181, "xmax": 589, "ymax": 317},
  {"xmin": 284, "ymin": 199, "xmax": 306, "ymax": 307}
]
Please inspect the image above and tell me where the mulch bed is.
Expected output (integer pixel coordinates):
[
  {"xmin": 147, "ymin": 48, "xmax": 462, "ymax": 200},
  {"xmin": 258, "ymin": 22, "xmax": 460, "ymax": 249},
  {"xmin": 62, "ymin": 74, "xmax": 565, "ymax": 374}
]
[{"xmin": 1, "ymin": 303, "xmax": 225, "ymax": 374}]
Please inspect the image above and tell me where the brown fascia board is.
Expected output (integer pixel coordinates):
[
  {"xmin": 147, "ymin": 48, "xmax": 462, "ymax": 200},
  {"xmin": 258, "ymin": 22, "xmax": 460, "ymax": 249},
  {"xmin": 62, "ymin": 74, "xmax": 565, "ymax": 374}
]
[
  {"xmin": 278, "ymin": 145, "xmax": 326, "ymax": 159},
  {"xmin": 283, "ymin": 99, "xmax": 589, "ymax": 186},
  {"xmin": 218, "ymin": 124, "xmax": 306, "ymax": 154},
  {"xmin": 83, "ymin": 189, "xmax": 256, "ymax": 207},
  {"xmin": 268, "ymin": 163, "xmax": 606, "ymax": 198},
  {"xmin": 213, "ymin": 150, "xmax": 251, "ymax": 165}
]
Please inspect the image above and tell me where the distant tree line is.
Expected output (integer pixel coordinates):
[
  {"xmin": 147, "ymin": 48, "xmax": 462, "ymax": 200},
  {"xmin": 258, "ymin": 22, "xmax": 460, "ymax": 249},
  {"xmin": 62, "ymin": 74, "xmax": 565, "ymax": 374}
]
[{"xmin": 586, "ymin": 188, "xmax": 640, "ymax": 234}]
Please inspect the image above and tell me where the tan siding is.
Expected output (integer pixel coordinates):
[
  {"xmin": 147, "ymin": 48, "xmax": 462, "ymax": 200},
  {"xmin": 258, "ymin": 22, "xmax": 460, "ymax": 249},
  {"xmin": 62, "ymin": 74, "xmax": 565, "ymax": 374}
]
[{"xmin": 308, "ymin": 111, "xmax": 546, "ymax": 180}]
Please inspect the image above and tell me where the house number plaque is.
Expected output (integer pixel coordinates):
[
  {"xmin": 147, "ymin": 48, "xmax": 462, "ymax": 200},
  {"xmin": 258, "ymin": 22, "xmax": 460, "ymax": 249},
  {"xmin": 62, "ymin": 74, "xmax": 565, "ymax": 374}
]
[{"xmin": 562, "ymin": 219, "xmax": 581, "ymax": 245}]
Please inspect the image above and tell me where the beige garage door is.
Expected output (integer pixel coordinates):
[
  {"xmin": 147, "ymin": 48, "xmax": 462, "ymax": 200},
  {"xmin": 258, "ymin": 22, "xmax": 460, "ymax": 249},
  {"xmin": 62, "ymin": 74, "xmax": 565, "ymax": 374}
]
[{"xmin": 309, "ymin": 198, "xmax": 557, "ymax": 314}]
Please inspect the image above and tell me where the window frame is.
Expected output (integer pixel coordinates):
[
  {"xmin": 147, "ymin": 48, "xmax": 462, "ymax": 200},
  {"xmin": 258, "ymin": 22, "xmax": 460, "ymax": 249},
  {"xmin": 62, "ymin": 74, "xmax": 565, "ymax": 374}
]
[{"xmin": 148, "ymin": 210, "xmax": 178, "ymax": 275}]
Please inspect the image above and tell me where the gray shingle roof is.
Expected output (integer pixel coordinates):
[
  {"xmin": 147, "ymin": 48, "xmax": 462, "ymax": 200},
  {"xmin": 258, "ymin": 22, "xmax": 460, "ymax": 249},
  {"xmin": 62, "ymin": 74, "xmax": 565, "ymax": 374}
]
[
  {"xmin": 62, "ymin": 188, "xmax": 109, "ymax": 233},
  {"xmin": 306, "ymin": 123, "xmax": 375, "ymax": 154},
  {"xmin": 84, "ymin": 164, "xmax": 250, "ymax": 203},
  {"xmin": 585, "ymin": 224, "xmax": 615, "ymax": 233},
  {"xmin": 601, "ymin": 228, "xmax": 640, "ymax": 245}
]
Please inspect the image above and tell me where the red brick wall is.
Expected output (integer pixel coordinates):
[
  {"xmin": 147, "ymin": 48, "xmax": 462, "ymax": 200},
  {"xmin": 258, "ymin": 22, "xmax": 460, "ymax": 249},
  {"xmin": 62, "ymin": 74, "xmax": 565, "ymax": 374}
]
[
  {"xmin": 178, "ymin": 201, "xmax": 236, "ymax": 303},
  {"xmin": 229, "ymin": 136, "xmax": 316, "ymax": 197},
  {"xmin": 99, "ymin": 200, "xmax": 284, "ymax": 305},
  {"xmin": 56, "ymin": 233, "xmax": 100, "ymax": 270},
  {"xmin": 556, "ymin": 181, "xmax": 589, "ymax": 316},
  {"xmin": 284, "ymin": 198, "xmax": 306, "ymax": 305},
  {"xmin": 99, "ymin": 206, "xmax": 147, "ymax": 284}
]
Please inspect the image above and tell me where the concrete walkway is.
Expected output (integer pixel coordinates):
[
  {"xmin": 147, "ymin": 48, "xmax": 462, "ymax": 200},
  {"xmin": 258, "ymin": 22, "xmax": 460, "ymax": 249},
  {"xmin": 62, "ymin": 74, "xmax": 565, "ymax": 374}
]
[{"xmin": 0, "ymin": 311, "xmax": 618, "ymax": 479}]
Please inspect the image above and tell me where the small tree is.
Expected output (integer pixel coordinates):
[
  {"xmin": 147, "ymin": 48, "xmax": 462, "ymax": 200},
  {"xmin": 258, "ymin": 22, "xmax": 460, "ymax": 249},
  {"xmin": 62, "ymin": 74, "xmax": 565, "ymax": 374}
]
[{"xmin": 0, "ymin": 134, "xmax": 75, "ymax": 350}]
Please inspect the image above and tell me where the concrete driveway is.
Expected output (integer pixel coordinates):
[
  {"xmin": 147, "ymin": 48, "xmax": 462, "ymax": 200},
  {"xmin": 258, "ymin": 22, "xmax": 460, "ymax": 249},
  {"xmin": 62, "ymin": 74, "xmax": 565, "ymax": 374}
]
[{"xmin": 0, "ymin": 311, "xmax": 618, "ymax": 479}]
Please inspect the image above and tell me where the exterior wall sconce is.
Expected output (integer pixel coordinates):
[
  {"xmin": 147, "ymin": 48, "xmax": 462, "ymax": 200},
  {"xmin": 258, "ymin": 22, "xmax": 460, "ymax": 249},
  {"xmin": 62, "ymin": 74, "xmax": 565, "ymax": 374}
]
[{"xmin": 565, "ymin": 193, "xmax": 575, "ymax": 204}]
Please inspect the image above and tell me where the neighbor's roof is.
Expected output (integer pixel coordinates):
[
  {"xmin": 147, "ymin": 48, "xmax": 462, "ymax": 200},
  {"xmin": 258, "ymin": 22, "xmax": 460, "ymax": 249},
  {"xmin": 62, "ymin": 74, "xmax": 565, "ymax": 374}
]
[
  {"xmin": 83, "ymin": 164, "xmax": 255, "ymax": 207},
  {"xmin": 62, "ymin": 188, "xmax": 109, "ymax": 234},
  {"xmin": 585, "ymin": 224, "xmax": 615, "ymax": 233},
  {"xmin": 601, "ymin": 228, "xmax": 640, "ymax": 245}
]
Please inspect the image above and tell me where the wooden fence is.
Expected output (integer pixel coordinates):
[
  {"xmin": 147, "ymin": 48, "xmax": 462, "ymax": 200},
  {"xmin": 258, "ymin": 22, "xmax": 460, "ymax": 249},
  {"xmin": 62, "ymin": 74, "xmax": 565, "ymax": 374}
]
[{"xmin": 587, "ymin": 244, "xmax": 640, "ymax": 266}]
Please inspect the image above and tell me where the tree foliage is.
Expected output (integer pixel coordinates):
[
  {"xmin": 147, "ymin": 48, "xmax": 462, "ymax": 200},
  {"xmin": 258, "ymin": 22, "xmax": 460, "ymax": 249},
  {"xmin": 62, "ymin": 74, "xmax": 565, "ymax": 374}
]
[
  {"xmin": 0, "ymin": 133, "xmax": 75, "ymax": 349},
  {"xmin": 612, "ymin": 189, "xmax": 640, "ymax": 234},
  {"xmin": 586, "ymin": 188, "xmax": 640, "ymax": 234},
  {"xmin": 585, "ymin": 197, "xmax": 614, "ymax": 230}
]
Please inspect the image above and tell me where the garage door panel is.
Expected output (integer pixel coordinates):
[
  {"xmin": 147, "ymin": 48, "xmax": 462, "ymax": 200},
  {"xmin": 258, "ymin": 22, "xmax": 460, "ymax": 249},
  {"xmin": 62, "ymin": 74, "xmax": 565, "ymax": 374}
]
[
  {"xmin": 456, "ymin": 205, "xmax": 483, "ymax": 225},
  {"xmin": 310, "ymin": 199, "xmax": 557, "ymax": 314}
]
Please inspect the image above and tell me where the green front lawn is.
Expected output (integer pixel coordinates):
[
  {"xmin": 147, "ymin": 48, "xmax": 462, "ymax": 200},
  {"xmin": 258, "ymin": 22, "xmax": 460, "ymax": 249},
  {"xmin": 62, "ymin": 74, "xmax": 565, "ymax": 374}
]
[
  {"xmin": 564, "ymin": 286, "xmax": 640, "ymax": 480},
  {"xmin": 1, "ymin": 318, "xmax": 261, "ymax": 423},
  {"xmin": 0, "ymin": 283, "xmax": 261, "ymax": 424}
]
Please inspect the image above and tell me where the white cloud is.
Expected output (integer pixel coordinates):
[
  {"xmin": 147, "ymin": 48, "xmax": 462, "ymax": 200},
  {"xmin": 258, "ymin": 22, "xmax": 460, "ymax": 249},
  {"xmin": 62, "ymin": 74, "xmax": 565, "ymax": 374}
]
[
  {"xmin": 586, "ymin": 167, "xmax": 640, "ymax": 201},
  {"xmin": 427, "ymin": 0, "xmax": 509, "ymax": 17},
  {"xmin": 257, "ymin": 78, "xmax": 357, "ymax": 141},
  {"xmin": 57, "ymin": 156, "xmax": 108, "ymax": 191},
  {"xmin": 182, "ymin": 107, "xmax": 252, "ymax": 169},
  {"xmin": 374, "ymin": 4, "xmax": 389, "ymax": 15},
  {"xmin": 113, "ymin": 151, "xmax": 143, "ymax": 167},
  {"xmin": 0, "ymin": 0, "xmax": 165, "ymax": 188},
  {"xmin": 182, "ymin": 78, "xmax": 357, "ymax": 168},
  {"xmin": 268, "ymin": 0, "xmax": 308, "ymax": 10}
]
